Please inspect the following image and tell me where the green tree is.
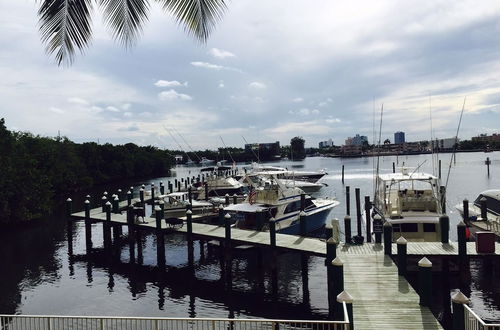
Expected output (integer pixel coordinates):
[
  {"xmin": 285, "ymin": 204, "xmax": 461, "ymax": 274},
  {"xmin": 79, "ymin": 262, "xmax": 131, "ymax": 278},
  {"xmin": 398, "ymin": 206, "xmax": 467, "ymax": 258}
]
[
  {"xmin": 37, "ymin": 0, "xmax": 227, "ymax": 65},
  {"xmin": 290, "ymin": 136, "xmax": 306, "ymax": 160}
]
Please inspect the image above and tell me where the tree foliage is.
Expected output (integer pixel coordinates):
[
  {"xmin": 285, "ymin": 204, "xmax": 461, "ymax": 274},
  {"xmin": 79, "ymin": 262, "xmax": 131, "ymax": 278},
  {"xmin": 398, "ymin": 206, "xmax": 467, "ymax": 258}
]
[
  {"xmin": 290, "ymin": 136, "xmax": 306, "ymax": 160},
  {"xmin": 0, "ymin": 118, "xmax": 173, "ymax": 224}
]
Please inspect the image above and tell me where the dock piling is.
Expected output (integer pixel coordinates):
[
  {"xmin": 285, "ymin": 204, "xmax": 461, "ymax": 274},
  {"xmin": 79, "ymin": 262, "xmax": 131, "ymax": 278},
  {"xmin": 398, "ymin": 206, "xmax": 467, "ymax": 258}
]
[
  {"xmin": 151, "ymin": 183, "xmax": 155, "ymax": 203},
  {"xmin": 326, "ymin": 238, "xmax": 337, "ymax": 265},
  {"xmin": 160, "ymin": 181, "xmax": 164, "ymax": 194},
  {"xmin": 117, "ymin": 189, "xmax": 122, "ymax": 201},
  {"xmin": 392, "ymin": 162, "xmax": 395, "ymax": 173},
  {"xmin": 218, "ymin": 204, "xmax": 224, "ymax": 226},
  {"xmin": 101, "ymin": 195, "xmax": 107, "ymax": 213},
  {"xmin": 462, "ymin": 199, "xmax": 469, "ymax": 223},
  {"xmin": 188, "ymin": 187, "xmax": 193, "ymax": 205},
  {"xmin": 225, "ymin": 213, "xmax": 232, "ymax": 242},
  {"xmin": 480, "ymin": 197, "xmax": 488, "ymax": 220},
  {"xmin": 341, "ymin": 165, "xmax": 344, "ymax": 183},
  {"xmin": 364, "ymin": 196, "xmax": 371, "ymax": 242},
  {"xmin": 355, "ymin": 188, "xmax": 362, "ymax": 238},
  {"xmin": 225, "ymin": 194, "xmax": 230, "ymax": 206},
  {"xmin": 396, "ymin": 236, "xmax": 407, "ymax": 275},
  {"xmin": 336, "ymin": 291, "xmax": 353, "ymax": 329},
  {"xmin": 331, "ymin": 258, "xmax": 345, "ymax": 321},
  {"xmin": 451, "ymin": 290, "xmax": 469, "ymax": 330},
  {"xmin": 345, "ymin": 186, "xmax": 350, "ymax": 215},
  {"xmin": 186, "ymin": 209, "xmax": 193, "ymax": 235},
  {"xmin": 439, "ymin": 215, "xmax": 450, "ymax": 243},
  {"xmin": 486, "ymin": 157, "xmax": 491, "ymax": 176},
  {"xmin": 418, "ymin": 257, "xmax": 432, "ymax": 306},
  {"xmin": 66, "ymin": 198, "xmax": 73, "ymax": 255},
  {"xmin": 325, "ymin": 222, "xmax": 333, "ymax": 240},
  {"xmin": 344, "ymin": 215, "xmax": 352, "ymax": 243},
  {"xmin": 233, "ymin": 194, "xmax": 237, "ymax": 204},
  {"xmin": 66, "ymin": 198, "xmax": 72, "ymax": 217},
  {"xmin": 139, "ymin": 188, "xmax": 144, "ymax": 204},
  {"xmin": 299, "ymin": 211, "xmax": 307, "ymax": 236},
  {"xmin": 383, "ymin": 221, "xmax": 392, "ymax": 255},
  {"xmin": 104, "ymin": 202, "xmax": 112, "ymax": 250},
  {"xmin": 112, "ymin": 196, "xmax": 119, "ymax": 213},
  {"xmin": 457, "ymin": 221, "xmax": 467, "ymax": 264},
  {"xmin": 269, "ymin": 218, "xmax": 276, "ymax": 247},
  {"xmin": 204, "ymin": 183, "xmax": 209, "ymax": 201},
  {"xmin": 84, "ymin": 200, "xmax": 92, "ymax": 253},
  {"xmin": 373, "ymin": 214, "xmax": 382, "ymax": 243},
  {"xmin": 127, "ymin": 190, "xmax": 132, "ymax": 206}
]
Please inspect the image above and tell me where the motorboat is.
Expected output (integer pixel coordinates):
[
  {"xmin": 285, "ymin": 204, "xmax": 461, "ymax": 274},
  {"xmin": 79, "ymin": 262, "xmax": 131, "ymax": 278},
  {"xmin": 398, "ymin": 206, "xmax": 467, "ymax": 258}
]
[
  {"xmin": 455, "ymin": 190, "xmax": 500, "ymax": 240},
  {"xmin": 200, "ymin": 157, "xmax": 215, "ymax": 165},
  {"xmin": 281, "ymin": 179, "xmax": 326, "ymax": 194},
  {"xmin": 248, "ymin": 162, "xmax": 327, "ymax": 182},
  {"xmin": 155, "ymin": 192, "xmax": 215, "ymax": 219},
  {"xmin": 372, "ymin": 167, "xmax": 445, "ymax": 242},
  {"xmin": 197, "ymin": 175, "xmax": 246, "ymax": 200},
  {"xmin": 224, "ymin": 174, "xmax": 339, "ymax": 235}
]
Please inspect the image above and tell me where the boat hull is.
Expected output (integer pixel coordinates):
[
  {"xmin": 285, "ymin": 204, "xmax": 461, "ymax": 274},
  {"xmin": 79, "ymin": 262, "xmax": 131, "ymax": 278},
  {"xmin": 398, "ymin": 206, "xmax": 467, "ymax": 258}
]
[{"xmin": 277, "ymin": 206, "xmax": 333, "ymax": 235}]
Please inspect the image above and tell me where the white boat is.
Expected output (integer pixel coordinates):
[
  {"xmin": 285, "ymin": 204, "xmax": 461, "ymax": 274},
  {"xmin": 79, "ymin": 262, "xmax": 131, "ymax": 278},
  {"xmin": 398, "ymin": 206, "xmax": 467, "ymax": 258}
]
[
  {"xmin": 156, "ymin": 192, "xmax": 215, "ymax": 218},
  {"xmin": 224, "ymin": 175, "xmax": 339, "ymax": 235},
  {"xmin": 455, "ymin": 190, "xmax": 500, "ymax": 240},
  {"xmin": 372, "ymin": 168, "xmax": 445, "ymax": 242},
  {"xmin": 248, "ymin": 162, "xmax": 327, "ymax": 182},
  {"xmin": 200, "ymin": 157, "xmax": 215, "ymax": 165},
  {"xmin": 197, "ymin": 175, "xmax": 246, "ymax": 199}
]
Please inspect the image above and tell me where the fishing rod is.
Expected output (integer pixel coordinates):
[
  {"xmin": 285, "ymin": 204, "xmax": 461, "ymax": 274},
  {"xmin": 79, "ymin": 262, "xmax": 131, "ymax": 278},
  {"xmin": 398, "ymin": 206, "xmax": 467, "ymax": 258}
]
[
  {"xmin": 219, "ymin": 136, "xmax": 235, "ymax": 163},
  {"xmin": 172, "ymin": 127, "xmax": 202, "ymax": 162},
  {"xmin": 163, "ymin": 125, "xmax": 193, "ymax": 163},
  {"xmin": 374, "ymin": 104, "xmax": 384, "ymax": 202},
  {"xmin": 445, "ymin": 97, "xmax": 466, "ymax": 189},
  {"xmin": 429, "ymin": 94, "xmax": 436, "ymax": 176}
]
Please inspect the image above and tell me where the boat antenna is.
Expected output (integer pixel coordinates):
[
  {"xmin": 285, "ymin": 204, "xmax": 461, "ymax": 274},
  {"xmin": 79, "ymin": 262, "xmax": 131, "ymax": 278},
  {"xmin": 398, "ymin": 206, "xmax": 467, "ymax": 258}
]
[
  {"xmin": 219, "ymin": 136, "xmax": 235, "ymax": 163},
  {"xmin": 172, "ymin": 127, "xmax": 202, "ymax": 162},
  {"xmin": 429, "ymin": 94, "xmax": 436, "ymax": 176},
  {"xmin": 242, "ymin": 135, "xmax": 260, "ymax": 163},
  {"xmin": 409, "ymin": 159, "xmax": 427, "ymax": 178},
  {"xmin": 374, "ymin": 104, "xmax": 384, "ymax": 201},
  {"xmin": 444, "ymin": 97, "xmax": 466, "ymax": 189},
  {"xmin": 163, "ymin": 125, "xmax": 194, "ymax": 163}
]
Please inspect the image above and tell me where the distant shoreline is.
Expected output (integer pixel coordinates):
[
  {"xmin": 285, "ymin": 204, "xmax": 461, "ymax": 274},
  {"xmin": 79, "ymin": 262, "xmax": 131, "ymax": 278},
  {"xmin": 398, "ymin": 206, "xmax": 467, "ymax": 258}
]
[{"xmin": 319, "ymin": 148, "xmax": 497, "ymax": 159}]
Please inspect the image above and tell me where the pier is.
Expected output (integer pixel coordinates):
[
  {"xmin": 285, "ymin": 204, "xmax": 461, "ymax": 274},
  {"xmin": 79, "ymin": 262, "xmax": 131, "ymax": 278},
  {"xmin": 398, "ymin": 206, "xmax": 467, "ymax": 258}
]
[{"xmin": 66, "ymin": 193, "xmax": 499, "ymax": 330}]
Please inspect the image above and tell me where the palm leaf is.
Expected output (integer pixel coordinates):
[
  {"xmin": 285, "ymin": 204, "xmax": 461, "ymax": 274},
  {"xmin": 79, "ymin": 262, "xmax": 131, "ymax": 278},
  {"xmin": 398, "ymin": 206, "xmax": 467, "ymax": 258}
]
[
  {"xmin": 156, "ymin": 0, "xmax": 226, "ymax": 42},
  {"xmin": 38, "ymin": 0, "xmax": 93, "ymax": 66},
  {"xmin": 99, "ymin": 0, "xmax": 150, "ymax": 47}
]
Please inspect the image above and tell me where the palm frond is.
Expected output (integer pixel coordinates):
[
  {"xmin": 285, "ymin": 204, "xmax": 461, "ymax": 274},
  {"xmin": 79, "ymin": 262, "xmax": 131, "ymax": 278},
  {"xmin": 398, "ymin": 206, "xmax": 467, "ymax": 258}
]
[
  {"xmin": 156, "ymin": 0, "xmax": 226, "ymax": 42},
  {"xmin": 100, "ymin": 0, "xmax": 150, "ymax": 47},
  {"xmin": 38, "ymin": 0, "xmax": 93, "ymax": 66}
]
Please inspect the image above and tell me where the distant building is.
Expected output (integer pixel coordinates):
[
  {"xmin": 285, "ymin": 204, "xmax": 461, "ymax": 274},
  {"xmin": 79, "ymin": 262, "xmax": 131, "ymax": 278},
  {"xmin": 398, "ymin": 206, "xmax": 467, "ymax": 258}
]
[
  {"xmin": 174, "ymin": 155, "xmax": 184, "ymax": 164},
  {"xmin": 319, "ymin": 139, "xmax": 334, "ymax": 148},
  {"xmin": 345, "ymin": 134, "xmax": 368, "ymax": 146},
  {"xmin": 431, "ymin": 137, "xmax": 459, "ymax": 150},
  {"xmin": 472, "ymin": 133, "xmax": 500, "ymax": 143},
  {"xmin": 394, "ymin": 131, "xmax": 405, "ymax": 144},
  {"xmin": 244, "ymin": 141, "xmax": 281, "ymax": 160}
]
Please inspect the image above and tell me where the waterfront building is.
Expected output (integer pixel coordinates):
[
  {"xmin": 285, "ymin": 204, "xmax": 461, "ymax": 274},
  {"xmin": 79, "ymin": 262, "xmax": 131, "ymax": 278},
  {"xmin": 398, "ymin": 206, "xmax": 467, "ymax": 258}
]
[
  {"xmin": 394, "ymin": 131, "xmax": 405, "ymax": 144},
  {"xmin": 345, "ymin": 134, "xmax": 368, "ymax": 146},
  {"xmin": 244, "ymin": 141, "xmax": 281, "ymax": 160},
  {"xmin": 431, "ymin": 137, "xmax": 459, "ymax": 150},
  {"xmin": 318, "ymin": 139, "xmax": 334, "ymax": 148},
  {"xmin": 472, "ymin": 133, "xmax": 500, "ymax": 143}
]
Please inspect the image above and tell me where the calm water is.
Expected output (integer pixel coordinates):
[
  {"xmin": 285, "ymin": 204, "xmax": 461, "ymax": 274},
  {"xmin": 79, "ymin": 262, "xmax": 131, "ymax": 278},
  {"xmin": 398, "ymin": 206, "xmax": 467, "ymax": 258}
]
[{"xmin": 1, "ymin": 152, "xmax": 499, "ymax": 327}]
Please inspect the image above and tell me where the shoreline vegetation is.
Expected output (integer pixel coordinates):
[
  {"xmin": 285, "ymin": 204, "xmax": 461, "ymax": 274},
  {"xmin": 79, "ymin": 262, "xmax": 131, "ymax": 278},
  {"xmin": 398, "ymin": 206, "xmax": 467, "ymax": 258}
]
[{"xmin": 0, "ymin": 119, "xmax": 173, "ymax": 225}]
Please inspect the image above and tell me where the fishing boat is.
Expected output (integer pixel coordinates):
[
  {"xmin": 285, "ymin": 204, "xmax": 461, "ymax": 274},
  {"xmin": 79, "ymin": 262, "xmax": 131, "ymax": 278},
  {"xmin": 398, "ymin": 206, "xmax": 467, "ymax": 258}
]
[
  {"xmin": 200, "ymin": 157, "xmax": 215, "ymax": 165},
  {"xmin": 248, "ymin": 162, "xmax": 327, "ymax": 182},
  {"xmin": 372, "ymin": 167, "xmax": 445, "ymax": 242},
  {"xmin": 224, "ymin": 175, "xmax": 339, "ymax": 235},
  {"xmin": 196, "ymin": 174, "xmax": 246, "ymax": 199},
  {"xmin": 155, "ymin": 192, "xmax": 215, "ymax": 218},
  {"xmin": 455, "ymin": 190, "xmax": 500, "ymax": 241}
]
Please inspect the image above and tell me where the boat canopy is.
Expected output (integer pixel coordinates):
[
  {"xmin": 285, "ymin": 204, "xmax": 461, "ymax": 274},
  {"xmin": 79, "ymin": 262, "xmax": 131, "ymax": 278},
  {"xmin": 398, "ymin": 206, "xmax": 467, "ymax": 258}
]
[
  {"xmin": 378, "ymin": 171, "xmax": 437, "ymax": 182},
  {"xmin": 225, "ymin": 203, "xmax": 268, "ymax": 213}
]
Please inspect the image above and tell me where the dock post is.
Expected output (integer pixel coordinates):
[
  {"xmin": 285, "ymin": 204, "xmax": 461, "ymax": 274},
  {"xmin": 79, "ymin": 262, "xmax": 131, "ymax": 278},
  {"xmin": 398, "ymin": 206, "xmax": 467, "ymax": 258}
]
[
  {"xmin": 155, "ymin": 205, "xmax": 162, "ymax": 229},
  {"xmin": 373, "ymin": 214, "xmax": 382, "ymax": 243},
  {"xmin": 486, "ymin": 157, "xmax": 491, "ymax": 176},
  {"xmin": 151, "ymin": 183, "xmax": 155, "ymax": 204},
  {"xmin": 440, "ymin": 186, "xmax": 447, "ymax": 213},
  {"xmin": 344, "ymin": 215, "xmax": 352, "ymax": 243},
  {"xmin": 418, "ymin": 257, "xmax": 432, "ymax": 306},
  {"xmin": 269, "ymin": 218, "xmax": 276, "ymax": 247},
  {"xmin": 225, "ymin": 194, "xmax": 230, "ymax": 206},
  {"xmin": 439, "ymin": 159, "xmax": 442, "ymax": 179},
  {"xmin": 188, "ymin": 187, "xmax": 193, "ymax": 205},
  {"xmin": 341, "ymin": 165, "xmax": 344, "ymax": 183},
  {"xmin": 256, "ymin": 210, "xmax": 264, "ymax": 231},
  {"xmin": 168, "ymin": 182, "xmax": 173, "ymax": 194},
  {"xmin": 186, "ymin": 209, "xmax": 193, "ymax": 235},
  {"xmin": 451, "ymin": 290, "xmax": 469, "ymax": 330},
  {"xmin": 204, "ymin": 183, "xmax": 209, "ymax": 201},
  {"xmin": 439, "ymin": 215, "xmax": 450, "ymax": 243},
  {"xmin": 232, "ymin": 194, "xmax": 237, "ymax": 204},
  {"xmin": 345, "ymin": 186, "xmax": 350, "ymax": 215},
  {"xmin": 85, "ymin": 194, "xmax": 91, "ymax": 207},
  {"xmin": 184, "ymin": 180, "xmax": 188, "ymax": 190},
  {"xmin": 480, "ymin": 196, "xmax": 488, "ymax": 220},
  {"xmin": 331, "ymin": 258, "xmax": 344, "ymax": 320},
  {"xmin": 154, "ymin": 206, "xmax": 165, "ymax": 269},
  {"xmin": 383, "ymin": 221, "xmax": 392, "ymax": 255},
  {"xmin": 457, "ymin": 221, "xmax": 467, "ymax": 264},
  {"xmin": 112, "ymin": 196, "xmax": 119, "ymax": 213},
  {"xmin": 160, "ymin": 181, "xmax": 164, "ymax": 194},
  {"xmin": 300, "ymin": 193, "xmax": 306, "ymax": 211},
  {"xmin": 392, "ymin": 162, "xmax": 395, "ymax": 173},
  {"xmin": 84, "ymin": 200, "xmax": 92, "ymax": 253},
  {"xmin": 225, "ymin": 213, "xmax": 232, "ymax": 243},
  {"xmin": 101, "ymin": 195, "xmax": 107, "ymax": 212},
  {"xmin": 139, "ymin": 188, "xmax": 144, "ymax": 204},
  {"xmin": 127, "ymin": 190, "xmax": 132, "ymax": 206},
  {"xmin": 104, "ymin": 202, "xmax": 112, "ymax": 250},
  {"xmin": 336, "ymin": 291, "xmax": 354, "ymax": 329},
  {"xmin": 299, "ymin": 211, "xmax": 307, "ymax": 236},
  {"xmin": 396, "ymin": 236, "xmax": 407, "ymax": 275},
  {"xmin": 355, "ymin": 188, "xmax": 362, "ymax": 238},
  {"xmin": 326, "ymin": 238, "xmax": 337, "ymax": 265},
  {"xmin": 218, "ymin": 204, "xmax": 224, "ymax": 226},
  {"xmin": 175, "ymin": 178, "xmax": 178, "ymax": 189},
  {"xmin": 325, "ymin": 222, "xmax": 333, "ymax": 240},
  {"xmin": 462, "ymin": 199, "xmax": 469, "ymax": 223},
  {"xmin": 66, "ymin": 198, "xmax": 72, "ymax": 217},
  {"xmin": 117, "ymin": 189, "xmax": 122, "ymax": 201},
  {"xmin": 364, "ymin": 196, "xmax": 371, "ymax": 242}
]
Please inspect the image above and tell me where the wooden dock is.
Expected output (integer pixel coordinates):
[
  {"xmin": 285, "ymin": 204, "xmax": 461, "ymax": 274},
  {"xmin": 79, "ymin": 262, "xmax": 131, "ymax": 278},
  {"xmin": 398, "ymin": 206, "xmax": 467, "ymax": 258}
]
[{"xmin": 70, "ymin": 205, "xmax": 499, "ymax": 330}]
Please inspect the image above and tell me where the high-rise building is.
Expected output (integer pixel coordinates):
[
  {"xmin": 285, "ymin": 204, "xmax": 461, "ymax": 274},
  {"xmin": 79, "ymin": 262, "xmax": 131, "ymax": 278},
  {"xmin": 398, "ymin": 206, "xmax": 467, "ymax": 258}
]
[
  {"xmin": 319, "ymin": 139, "xmax": 334, "ymax": 148},
  {"xmin": 394, "ymin": 131, "xmax": 405, "ymax": 144}
]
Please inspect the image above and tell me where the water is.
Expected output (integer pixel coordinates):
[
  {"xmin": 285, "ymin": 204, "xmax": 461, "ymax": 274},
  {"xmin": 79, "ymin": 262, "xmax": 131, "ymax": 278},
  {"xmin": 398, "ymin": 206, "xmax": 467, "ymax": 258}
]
[{"xmin": 1, "ymin": 152, "xmax": 499, "ymax": 327}]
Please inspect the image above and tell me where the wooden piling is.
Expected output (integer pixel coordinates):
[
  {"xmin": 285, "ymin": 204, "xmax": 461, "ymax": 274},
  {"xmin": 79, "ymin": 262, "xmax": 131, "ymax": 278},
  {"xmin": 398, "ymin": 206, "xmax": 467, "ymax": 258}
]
[
  {"xmin": 326, "ymin": 238, "xmax": 337, "ymax": 265},
  {"xmin": 84, "ymin": 200, "xmax": 92, "ymax": 254},
  {"xmin": 418, "ymin": 257, "xmax": 432, "ymax": 306},
  {"xmin": 151, "ymin": 183, "xmax": 155, "ymax": 204},
  {"xmin": 373, "ymin": 214, "xmax": 383, "ymax": 243},
  {"xmin": 396, "ymin": 236, "xmax": 407, "ymax": 276},
  {"xmin": 104, "ymin": 202, "xmax": 112, "ymax": 250},
  {"xmin": 299, "ymin": 211, "xmax": 307, "ymax": 236},
  {"xmin": 383, "ymin": 221, "xmax": 392, "ymax": 255},
  {"xmin": 224, "ymin": 213, "xmax": 232, "ymax": 242},
  {"xmin": 101, "ymin": 195, "xmax": 107, "ymax": 212},
  {"xmin": 336, "ymin": 291, "xmax": 353, "ymax": 329},
  {"xmin": 186, "ymin": 209, "xmax": 193, "ymax": 235},
  {"xmin": 66, "ymin": 198, "xmax": 73, "ymax": 255},
  {"xmin": 355, "ymin": 188, "xmax": 362, "ymax": 238},
  {"xmin": 364, "ymin": 196, "xmax": 371, "ymax": 243},
  {"xmin": 204, "ymin": 183, "xmax": 209, "ymax": 201},
  {"xmin": 233, "ymin": 194, "xmax": 237, "ymax": 204},
  {"xmin": 486, "ymin": 157, "xmax": 491, "ymax": 176},
  {"xmin": 66, "ymin": 198, "xmax": 72, "ymax": 217},
  {"xmin": 344, "ymin": 215, "xmax": 352, "ymax": 243},
  {"xmin": 139, "ymin": 188, "xmax": 144, "ymax": 204},
  {"xmin": 341, "ymin": 165, "xmax": 345, "ymax": 183},
  {"xmin": 457, "ymin": 221, "xmax": 467, "ymax": 264},
  {"xmin": 127, "ymin": 190, "xmax": 132, "ymax": 206},
  {"xmin": 346, "ymin": 186, "xmax": 350, "ymax": 216},
  {"xmin": 451, "ymin": 290, "xmax": 469, "ymax": 330},
  {"xmin": 112, "ymin": 196, "xmax": 119, "ymax": 213},
  {"xmin": 218, "ymin": 204, "xmax": 224, "ymax": 226},
  {"xmin": 480, "ymin": 197, "xmax": 488, "ymax": 220},
  {"xmin": 439, "ymin": 215, "xmax": 449, "ymax": 243},
  {"xmin": 225, "ymin": 194, "xmax": 230, "ymax": 206},
  {"xmin": 392, "ymin": 162, "xmax": 395, "ymax": 173},
  {"xmin": 269, "ymin": 218, "xmax": 276, "ymax": 247},
  {"xmin": 331, "ymin": 258, "xmax": 345, "ymax": 321},
  {"xmin": 160, "ymin": 181, "xmax": 164, "ymax": 194},
  {"xmin": 439, "ymin": 159, "xmax": 442, "ymax": 179}
]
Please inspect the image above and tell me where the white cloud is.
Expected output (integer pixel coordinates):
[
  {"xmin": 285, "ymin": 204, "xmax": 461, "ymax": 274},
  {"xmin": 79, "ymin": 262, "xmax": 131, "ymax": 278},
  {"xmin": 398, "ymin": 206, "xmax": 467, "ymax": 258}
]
[
  {"xmin": 158, "ymin": 89, "xmax": 193, "ymax": 101},
  {"xmin": 208, "ymin": 48, "xmax": 236, "ymax": 59},
  {"xmin": 190, "ymin": 61, "xmax": 224, "ymax": 70},
  {"xmin": 326, "ymin": 117, "xmax": 341, "ymax": 123},
  {"xmin": 289, "ymin": 108, "xmax": 320, "ymax": 116},
  {"xmin": 106, "ymin": 106, "xmax": 120, "ymax": 112},
  {"xmin": 219, "ymin": 80, "xmax": 225, "ymax": 88},
  {"xmin": 292, "ymin": 97, "xmax": 304, "ymax": 102},
  {"xmin": 67, "ymin": 97, "xmax": 89, "ymax": 106},
  {"xmin": 312, "ymin": 109, "xmax": 320, "ymax": 114},
  {"xmin": 121, "ymin": 103, "xmax": 131, "ymax": 110},
  {"xmin": 154, "ymin": 80, "xmax": 188, "ymax": 87},
  {"xmin": 249, "ymin": 82, "xmax": 267, "ymax": 89},
  {"xmin": 49, "ymin": 106, "xmax": 65, "ymax": 114}
]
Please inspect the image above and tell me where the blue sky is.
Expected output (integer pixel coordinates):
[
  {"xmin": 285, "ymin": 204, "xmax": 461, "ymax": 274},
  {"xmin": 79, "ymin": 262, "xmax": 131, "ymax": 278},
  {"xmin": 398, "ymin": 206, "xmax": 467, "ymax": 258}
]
[{"xmin": 1, "ymin": 0, "xmax": 500, "ymax": 148}]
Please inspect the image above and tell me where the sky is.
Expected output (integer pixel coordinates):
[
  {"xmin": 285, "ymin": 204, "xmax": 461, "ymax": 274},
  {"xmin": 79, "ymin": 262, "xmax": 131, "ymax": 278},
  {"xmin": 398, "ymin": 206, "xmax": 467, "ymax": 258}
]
[{"xmin": 1, "ymin": 0, "xmax": 500, "ymax": 149}]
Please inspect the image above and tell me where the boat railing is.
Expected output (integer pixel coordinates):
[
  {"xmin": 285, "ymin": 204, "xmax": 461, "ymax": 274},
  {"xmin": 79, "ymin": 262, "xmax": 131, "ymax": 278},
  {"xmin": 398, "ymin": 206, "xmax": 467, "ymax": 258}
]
[
  {"xmin": 464, "ymin": 304, "xmax": 500, "ymax": 330},
  {"xmin": 0, "ymin": 310, "xmax": 351, "ymax": 330}
]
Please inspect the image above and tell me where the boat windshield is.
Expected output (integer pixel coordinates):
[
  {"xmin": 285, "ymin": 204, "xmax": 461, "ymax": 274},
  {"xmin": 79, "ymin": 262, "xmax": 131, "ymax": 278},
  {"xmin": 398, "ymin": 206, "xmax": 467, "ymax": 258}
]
[{"xmin": 474, "ymin": 194, "xmax": 500, "ymax": 216}]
